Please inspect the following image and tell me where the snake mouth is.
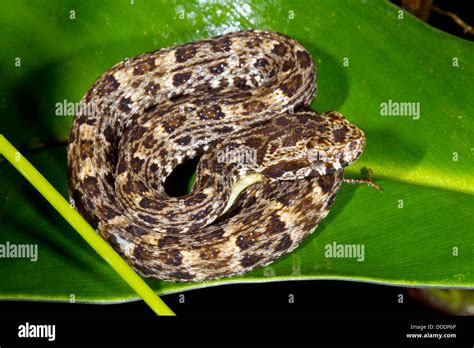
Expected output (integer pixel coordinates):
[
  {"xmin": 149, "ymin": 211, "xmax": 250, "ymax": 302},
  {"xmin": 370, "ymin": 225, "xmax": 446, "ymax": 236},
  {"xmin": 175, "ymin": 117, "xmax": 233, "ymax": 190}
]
[{"xmin": 306, "ymin": 138, "xmax": 365, "ymax": 175}]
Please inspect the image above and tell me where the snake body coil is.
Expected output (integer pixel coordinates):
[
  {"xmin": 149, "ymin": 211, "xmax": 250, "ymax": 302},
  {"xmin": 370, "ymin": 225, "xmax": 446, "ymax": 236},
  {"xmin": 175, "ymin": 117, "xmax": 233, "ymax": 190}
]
[{"xmin": 67, "ymin": 30, "xmax": 365, "ymax": 281}]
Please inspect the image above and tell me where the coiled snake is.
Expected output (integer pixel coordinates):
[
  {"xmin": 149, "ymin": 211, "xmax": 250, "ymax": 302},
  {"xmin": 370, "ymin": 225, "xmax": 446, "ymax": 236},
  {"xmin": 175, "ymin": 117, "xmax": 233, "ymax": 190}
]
[{"xmin": 67, "ymin": 30, "xmax": 366, "ymax": 282}]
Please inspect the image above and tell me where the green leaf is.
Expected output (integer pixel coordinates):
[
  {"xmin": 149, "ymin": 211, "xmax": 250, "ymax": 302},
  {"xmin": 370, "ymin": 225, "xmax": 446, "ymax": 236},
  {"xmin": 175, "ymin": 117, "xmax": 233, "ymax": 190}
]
[{"xmin": 0, "ymin": 0, "xmax": 473, "ymax": 302}]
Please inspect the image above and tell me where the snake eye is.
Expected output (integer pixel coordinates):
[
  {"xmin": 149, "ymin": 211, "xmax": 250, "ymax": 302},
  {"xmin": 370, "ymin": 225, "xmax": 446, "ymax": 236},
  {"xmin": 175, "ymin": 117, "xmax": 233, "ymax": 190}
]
[{"xmin": 305, "ymin": 137, "xmax": 331, "ymax": 158}]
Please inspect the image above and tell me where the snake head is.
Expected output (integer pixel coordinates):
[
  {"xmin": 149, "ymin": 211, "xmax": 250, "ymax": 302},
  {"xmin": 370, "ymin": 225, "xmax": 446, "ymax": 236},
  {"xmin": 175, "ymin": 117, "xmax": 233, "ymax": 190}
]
[
  {"xmin": 258, "ymin": 111, "xmax": 365, "ymax": 180},
  {"xmin": 305, "ymin": 111, "xmax": 366, "ymax": 176}
]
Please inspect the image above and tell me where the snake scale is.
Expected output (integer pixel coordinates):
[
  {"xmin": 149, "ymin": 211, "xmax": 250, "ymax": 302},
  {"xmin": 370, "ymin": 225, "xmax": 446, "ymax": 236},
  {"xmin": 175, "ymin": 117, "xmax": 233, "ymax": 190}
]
[{"xmin": 67, "ymin": 30, "xmax": 365, "ymax": 282}]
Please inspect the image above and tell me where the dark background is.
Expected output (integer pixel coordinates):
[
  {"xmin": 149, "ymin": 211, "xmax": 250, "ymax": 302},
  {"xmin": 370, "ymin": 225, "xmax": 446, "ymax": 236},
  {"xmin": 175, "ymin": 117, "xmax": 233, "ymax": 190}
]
[
  {"xmin": 394, "ymin": 0, "xmax": 474, "ymax": 42},
  {"xmin": 1, "ymin": 280, "xmax": 472, "ymax": 345},
  {"xmin": 0, "ymin": 0, "xmax": 473, "ymax": 345}
]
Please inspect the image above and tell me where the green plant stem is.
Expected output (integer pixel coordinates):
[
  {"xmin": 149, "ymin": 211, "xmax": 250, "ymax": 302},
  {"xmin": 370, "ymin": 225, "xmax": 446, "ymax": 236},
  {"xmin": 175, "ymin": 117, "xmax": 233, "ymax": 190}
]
[{"xmin": 0, "ymin": 134, "xmax": 175, "ymax": 316}]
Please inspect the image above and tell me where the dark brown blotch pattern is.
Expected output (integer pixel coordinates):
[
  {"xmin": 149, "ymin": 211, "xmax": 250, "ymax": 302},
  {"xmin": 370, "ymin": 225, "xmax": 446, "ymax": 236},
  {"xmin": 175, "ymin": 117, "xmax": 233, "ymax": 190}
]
[
  {"xmin": 81, "ymin": 176, "xmax": 100, "ymax": 195},
  {"xmin": 144, "ymin": 81, "xmax": 160, "ymax": 95},
  {"xmin": 93, "ymin": 74, "xmax": 120, "ymax": 98},
  {"xmin": 200, "ymin": 247, "xmax": 219, "ymax": 260},
  {"xmin": 272, "ymin": 43, "xmax": 288, "ymax": 56},
  {"xmin": 276, "ymin": 190, "xmax": 300, "ymax": 206},
  {"xmin": 274, "ymin": 234, "xmax": 292, "ymax": 252},
  {"xmin": 209, "ymin": 62, "xmax": 226, "ymax": 74},
  {"xmin": 215, "ymin": 125, "xmax": 233, "ymax": 134},
  {"xmin": 296, "ymin": 50, "xmax": 312, "ymax": 68},
  {"xmin": 262, "ymin": 160, "xmax": 309, "ymax": 178},
  {"xmin": 194, "ymin": 227, "xmax": 225, "ymax": 242},
  {"xmin": 175, "ymin": 135, "xmax": 192, "ymax": 145},
  {"xmin": 190, "ymin": 207, "xmax": 212, "ymax": 221},
  {"xmin": 133, "ymin": 57, "xmax": 156, "ymax": 75},
  {"xmin": 267, "ymin": 213, "xmax": 286, "ymax": 235},
  {"xmin": 197, "ymin": 104, "xmax": 225, "ymax": 120},
  {"xmin": 128, "ymin": 126, "xmax": 147, "ymax": 143},
  {"xmin": 142, "ymin": 134, "xmax": 156, "ymax": 148},
  {"xmin": 139, "ymin": 197, "xmax": 165, "ymax": 210},
  {"xmin": 235, "ymin": 232, "xmax": 258, "ymax": 250},
  {"xmin": 184, "ymin": 193, "xmax": 207, "ymax": 207},
  {"xmin": 125, "ymin": 225, "xmax": 148, "ymax": 237},
  {"xmin": 130, "ymin": 156, "xmax": 145, "ymax": 173},
  {"xmin": 79, "ymin": 139, "xmax": 94, "ymax": 160},
  {"xmin": 76, "ymin": 116, "xmax": 97, "ymax": 126},
  {"xmin": 175, "ymin": 45, "xmax": 198, "ymax": 63},
  {"xmin": 173, "ymin": 72, "xmax": 192, "ymax": 86},
  {"xmin": 234, "ymin": 77, "xmax": 250, "ymax": 90},
  {"xmin": 211, "ymin": 38, "xmax": 232, "ymax": 52},
  {"xmin": 101, "ymin": 205, "xmax": 120, "ymax": 220},
  {"xmin": 280, "ymin": 74, "xmax": 302, "ymax": 97},
  {"xmin": 332, "ymin": 126, "xmax": 349, "ymax": 143},
  {"xmin": 134, "ymin": 244, "xmax": 154, "ymax": 261},
  {"xmin": 138, "ymin": 214, "xmax": 158, "ymax": 224},
  {"xmin": 119, "ymin": 97, "xmax": 132, "ymax": 113},
  {"xmin": 317, "ymin": 174, "xmax": 336, "ymax": 193},
  {"xmin": 240, "ymin": 254, "xmax": 262, "ymax": 268},
  {"xmin": 162, "ymin": 115, "xmax": 186, "ymax": 133},
  {"xmin": 243, "ymin": 100, "xmax": 266, "ymax": 113},
  {"xmin": 158, "ymin": 235, "xmax": 181, "ymax": 248},
  {"xmin": 254, "ymin": 58, "xmax": 269, "ymax": 68},
  {"xmin": 282, "ymin": 59, "xmax": 295, "ymax": 72},
  {"xmin": 103, "ymin": 125, "xmax": 114, "ymax": 143},
  {"xmin": 169, "ymin": 271, "xmax": 194, "ymax": 280},
  {"xmin": 162, "ymin": 249, "xmax": 182, "ymax": 266}
]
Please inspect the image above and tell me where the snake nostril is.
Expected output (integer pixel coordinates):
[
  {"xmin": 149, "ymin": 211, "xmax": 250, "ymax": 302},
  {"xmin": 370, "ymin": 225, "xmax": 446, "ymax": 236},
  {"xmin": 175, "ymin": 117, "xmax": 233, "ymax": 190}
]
[{"xmin": 164, "ymin": 156, "xmax": 201, "ymax": 197}]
